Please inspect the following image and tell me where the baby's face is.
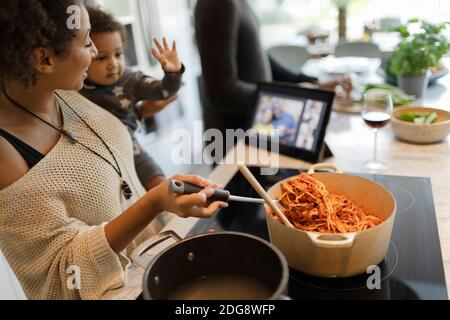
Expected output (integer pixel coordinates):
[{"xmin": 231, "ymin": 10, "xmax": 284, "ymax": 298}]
[{"xmin": 87, "ymin": 31, "xmax": 125, "ymax": 86}]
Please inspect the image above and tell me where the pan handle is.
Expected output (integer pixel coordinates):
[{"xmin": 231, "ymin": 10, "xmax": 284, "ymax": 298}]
[
  {"xmin": 308, "ymin": 163, "xmax": 343, "ymax": 174},
  {"xmin": 130, "ymin": 230, "xmax": 182, "ymax": 269},
  {"xmin": 307, "ymin": 232, "xmax": 356, "ymax": 248}
]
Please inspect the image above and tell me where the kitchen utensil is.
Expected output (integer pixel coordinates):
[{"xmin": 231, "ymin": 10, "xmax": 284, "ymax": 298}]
[
  {"xmin": 168, "ymin": 179, "xmax": 281, "ymax": 206},
  {"xmin": 237, "ymin": 162, "xmax": 294, "ymax": 228}
]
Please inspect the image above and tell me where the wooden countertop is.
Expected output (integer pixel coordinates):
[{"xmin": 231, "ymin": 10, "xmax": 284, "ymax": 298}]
[{"xmin": 102, "ymin": 64, "xmax": 450, "ymax": 300}]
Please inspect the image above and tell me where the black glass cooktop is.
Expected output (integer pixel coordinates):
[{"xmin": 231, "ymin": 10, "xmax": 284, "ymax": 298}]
[{"xmin": 187, "ymin": 167, "xmax": 448, "ymax": 300}]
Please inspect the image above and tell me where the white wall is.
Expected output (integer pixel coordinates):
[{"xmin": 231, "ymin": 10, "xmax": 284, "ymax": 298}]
[{"xmin": 0, "ymin": 252, "xmax": 26, "ymax": 300}]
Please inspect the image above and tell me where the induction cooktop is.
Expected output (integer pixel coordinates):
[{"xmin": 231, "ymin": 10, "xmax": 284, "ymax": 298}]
[{"xmin": 187, "ymin": 167, "xmax": 448, "ymax": 300}]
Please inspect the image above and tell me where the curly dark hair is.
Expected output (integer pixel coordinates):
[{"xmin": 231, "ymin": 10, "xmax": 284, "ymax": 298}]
[
  {"xmin": 86, "ymin": 6, "xmax": 127, "ymax": 42},
  {"xmin": 0, "ymin": 0, "xmax": 82, "ymax": 88}
]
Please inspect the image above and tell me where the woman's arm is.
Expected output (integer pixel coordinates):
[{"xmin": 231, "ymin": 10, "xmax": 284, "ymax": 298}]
[
  {"xmin": 145, "ymin": 175, "xmax": 166, "ymax": 190},
  {"xmin": 104, "ymin": 175, "xmax": 227, "ymax": 253},
  {"xmin": 269, "ymin": 56, "xmax": 318, "ymax": 83},
  {"xmin": 0, "ymin": 150, "xmax": 225, "ymax": 299}
]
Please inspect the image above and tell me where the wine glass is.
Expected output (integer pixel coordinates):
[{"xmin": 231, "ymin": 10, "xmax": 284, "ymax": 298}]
[{"xmin": 361, "ymin": 91, "xmax": 393, "ymax": 172}]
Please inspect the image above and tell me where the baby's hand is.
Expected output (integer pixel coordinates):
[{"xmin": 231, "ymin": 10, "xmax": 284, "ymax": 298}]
[{"xmin": 151, "ymin": 37, "xmax": 182, "ymax": 73}]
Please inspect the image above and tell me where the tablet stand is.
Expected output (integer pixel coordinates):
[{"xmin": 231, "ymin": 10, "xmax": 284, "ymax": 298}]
[{"xmin": 318, "ymin": 142, "xmax": 334, "ymax": 161}]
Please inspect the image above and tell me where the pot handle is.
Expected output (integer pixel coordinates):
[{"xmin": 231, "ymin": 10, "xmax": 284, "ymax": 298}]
[
  {"xmin": 308, "ymin": 163, "xmax": 343, "ymax": 174},
  {"xmin": 130, "ymin": 230, "xmax": 182, "ymax": 269},
  {"xmin": 307, "ymin": 232, "xmax": 356, "ymax": 248}
]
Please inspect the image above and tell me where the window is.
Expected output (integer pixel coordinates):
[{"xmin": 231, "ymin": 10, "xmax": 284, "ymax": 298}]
[
  {"xmin": 96, "ymin": 0, "xmax": 131, "ymax": 17},
  {"xmin": 248, "ymin": 0, "xmax": 450, "ymax": 48},
  {"xmin": 95, "ymin": 0, "xmax": 139, "ymax": 67}
]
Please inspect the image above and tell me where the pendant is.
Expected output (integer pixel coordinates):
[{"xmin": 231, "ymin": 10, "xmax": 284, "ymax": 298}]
[{"xmin": 121, "ymin": 180, "xmax": 133, "ymax": 200}]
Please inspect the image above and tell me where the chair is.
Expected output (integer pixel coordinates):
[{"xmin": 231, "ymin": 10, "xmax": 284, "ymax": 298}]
[
  {"xmin": 267, "ymin": 45, "xmax": 311, "ymax": 73},
  {"xmin": 334, "ymin": 41, "xmax": 382, "ymax": 59}
]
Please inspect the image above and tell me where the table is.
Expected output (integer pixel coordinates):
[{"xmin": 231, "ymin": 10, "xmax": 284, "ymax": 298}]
[{"xmin": 102, "ymin": 61, "xmax": 450, "ymax": 300}]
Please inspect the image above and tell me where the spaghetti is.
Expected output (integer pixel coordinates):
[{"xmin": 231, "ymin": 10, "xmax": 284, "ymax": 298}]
[{"xmin": 272, "ymin": 173, "xmax": 382, "ymax": 233}]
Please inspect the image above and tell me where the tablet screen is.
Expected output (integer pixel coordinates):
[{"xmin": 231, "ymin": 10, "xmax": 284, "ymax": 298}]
[{"xmin": 252, "ymin": 92, "xmax": 327, "ymax": 152}]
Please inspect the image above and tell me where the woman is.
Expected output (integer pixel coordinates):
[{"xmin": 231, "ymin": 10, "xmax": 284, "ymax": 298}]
[
  {"xmin": 0, "ymin": 0, "xmax": 227, "ymax": 300},
  {"xmin": 195, "ymin": 0, "xmax": 351, "ymax": 153}
]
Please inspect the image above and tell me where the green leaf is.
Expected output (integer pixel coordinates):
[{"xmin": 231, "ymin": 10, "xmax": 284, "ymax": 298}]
[
  {"xmin": 398, "ymin": 113, "xmax": 417, "ymax": 122},
  {"xmin": 425, "ymin": 112, "xmax": 438, "ymax": 124},
  {"xmin": 414, "ymin": 117, "xmax": 426, "ymax": 124},
  {"xmin": 398, "ymin": 112, "xmax": 438, "ymax": 124},
  {"xmin": 390, "ymin": 19, "xmax": 450, "ymax": 76},
  {"xmin": 364, "ymin": 87, "xmax": 415, "ymax": 107}
]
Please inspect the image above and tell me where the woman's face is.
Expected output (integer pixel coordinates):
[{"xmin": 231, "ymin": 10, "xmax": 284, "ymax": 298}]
[{"xmin": 52, "ymin": 5, "xmax": 98, "ymax": 91}]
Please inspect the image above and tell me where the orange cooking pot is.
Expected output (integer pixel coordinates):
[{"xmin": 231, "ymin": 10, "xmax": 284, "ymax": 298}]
[{"xmin": 264, "ymin": 163, "xmax": 397, "ymax": 278}]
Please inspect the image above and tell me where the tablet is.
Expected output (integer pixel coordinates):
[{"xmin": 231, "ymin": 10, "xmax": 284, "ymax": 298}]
[{"xmin": 250, "ymin": 82, "xmax": 335, "ymax": 163}]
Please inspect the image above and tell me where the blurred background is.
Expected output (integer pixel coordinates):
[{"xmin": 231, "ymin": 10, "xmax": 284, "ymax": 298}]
[
  {"xmin": 81, "ymin": 0, "xmax": 450, "ymax": 177},
  {"xmin": 1, "ymin": 0, "xmax": 450, "ymax": 299}
]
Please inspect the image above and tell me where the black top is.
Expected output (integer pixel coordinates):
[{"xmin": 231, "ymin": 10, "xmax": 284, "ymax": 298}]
[
  {"xmin": 0, "ymin": 128, "xmax": 44, "ymax": 168},
  {"xmin": 195, "ymin": 0, "xmax": 317, "ymax": 134}
]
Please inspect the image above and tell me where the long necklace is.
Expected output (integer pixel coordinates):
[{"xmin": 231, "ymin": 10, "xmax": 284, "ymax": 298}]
[{"xmin": 2, "ymin": 88, "xmax": 133, "ymax": 200}]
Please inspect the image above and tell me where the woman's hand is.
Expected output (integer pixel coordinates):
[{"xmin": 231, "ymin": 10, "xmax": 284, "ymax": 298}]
[
  {"xmin": 151, "ymin": 174, "xmax": 228, "ymax": 218},
  {"xmin": 318, "ymin": 77, "xmax": 353, "ymax": 100},
  {"xmin": 105, "ymin": 175, "xmax": 224, "ymax": 253},
  {"xmin": 151, "ymin": 37, "xmax": 182, "ymax": 73}
]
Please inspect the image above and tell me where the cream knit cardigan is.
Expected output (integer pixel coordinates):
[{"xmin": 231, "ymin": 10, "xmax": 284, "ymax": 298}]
[{"xmin": 0, "ymin": 90, "xmax": 173, "ymax": 300}]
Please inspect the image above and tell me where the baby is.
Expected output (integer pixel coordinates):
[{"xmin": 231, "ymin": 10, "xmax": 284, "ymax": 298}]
[{"xmin": 80, "ymin": 6, "xmax": 184, "ymax": 190}]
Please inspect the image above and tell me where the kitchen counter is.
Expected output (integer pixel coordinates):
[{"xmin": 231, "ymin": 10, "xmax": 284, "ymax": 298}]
[{"xmin": 102, "ymin": 66, "xmax": 450, "ymax": 300}]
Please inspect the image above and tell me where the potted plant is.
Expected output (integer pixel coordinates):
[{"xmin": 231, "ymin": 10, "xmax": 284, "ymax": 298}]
[{"xmin": 389, "ymin": 19, "xmax": 450, "ymax": 97}]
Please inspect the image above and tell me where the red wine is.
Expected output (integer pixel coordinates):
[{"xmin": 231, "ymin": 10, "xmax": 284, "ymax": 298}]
[{"xmin": 363, "ymin": 112, "xmax": 391, "ymax": 129}]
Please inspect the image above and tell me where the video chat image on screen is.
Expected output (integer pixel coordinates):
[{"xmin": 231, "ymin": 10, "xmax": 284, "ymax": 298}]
[{"xmin": 253, "ymin": 94, "xmax": 324, "ymax": 151}]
